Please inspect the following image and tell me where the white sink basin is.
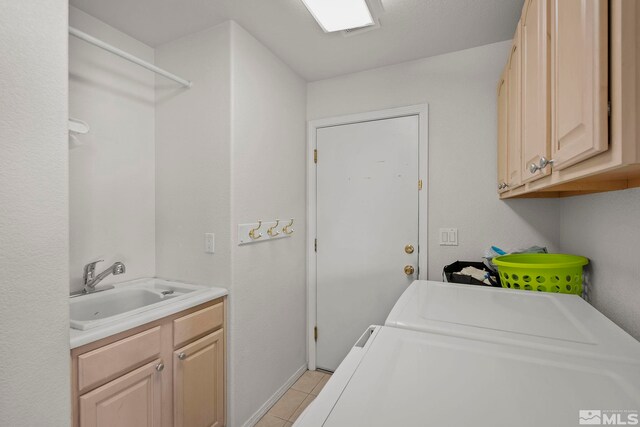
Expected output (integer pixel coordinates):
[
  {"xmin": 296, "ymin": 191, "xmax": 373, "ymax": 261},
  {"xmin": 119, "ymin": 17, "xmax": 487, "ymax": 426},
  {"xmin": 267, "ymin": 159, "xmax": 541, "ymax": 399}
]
[{"xmin": 70, "ymin": 278, "xmax": 206, "ymax": 330}]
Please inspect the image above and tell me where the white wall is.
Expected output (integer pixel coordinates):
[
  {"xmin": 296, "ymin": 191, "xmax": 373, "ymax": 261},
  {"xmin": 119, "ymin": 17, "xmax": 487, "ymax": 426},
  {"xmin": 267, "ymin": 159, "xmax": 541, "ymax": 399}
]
[
  {"xmin": 229, "ymin": 22, "xmax": 308, "ymax": 426},
  {"xmin": 155, "ymin": 23, "xmax": 232, "ymax": 287},
  {"xmin": 69, "ymin": 7, "xmax": 156, "ymax": 293},
  {"xmin": 307, "ymin": 41, "xmax": 561, "ymax": 280},
  {"xmin": 154, "ymin": 21, "xmax": 307, "ymax": 426},
  {"xmin": 0, "ymin": 1, "xmax": 70, "ymax": 425},
  {"xmin": 560, "ymin": 188, "xmax": 640, "ymax": 340}
]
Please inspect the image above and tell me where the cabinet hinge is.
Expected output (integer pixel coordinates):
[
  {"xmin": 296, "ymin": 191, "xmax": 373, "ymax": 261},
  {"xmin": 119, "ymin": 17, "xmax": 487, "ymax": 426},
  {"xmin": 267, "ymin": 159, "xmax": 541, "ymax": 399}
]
[
  {"xmin": 314, "ymin": 238, "xmax": 317, "ymax": 252},
  {"xmin": 418, "ymin": 179, "xmax": 423, "ymax": 190},
  {"xmin": 314, "ymin": 149, "xmax": 318, "ymax": 164},
  {"xmin": 608, "ymin": 101, "xmax": 611, "ymax": 117},
  {"xmin": 314, "ymin": 326, "xmax": 318, "ymax": 341}
]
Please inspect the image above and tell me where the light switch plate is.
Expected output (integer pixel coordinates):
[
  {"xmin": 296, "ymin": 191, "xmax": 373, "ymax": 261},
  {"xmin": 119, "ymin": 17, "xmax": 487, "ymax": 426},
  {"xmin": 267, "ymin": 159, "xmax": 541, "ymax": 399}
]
[
  {"xmin": 439, "ymin": 228, "xmax": 458, "ymax": 246},
  {"xmin": 205, "ymin": 233, "xmax": 215, "ymax": 253}
]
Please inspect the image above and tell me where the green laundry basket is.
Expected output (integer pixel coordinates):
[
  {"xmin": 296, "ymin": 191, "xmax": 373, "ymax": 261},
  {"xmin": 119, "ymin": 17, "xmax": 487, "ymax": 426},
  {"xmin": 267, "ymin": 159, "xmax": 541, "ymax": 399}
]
[{"xmin": 492, "ymin": 253, "xmax": 589, "ymax": 294}]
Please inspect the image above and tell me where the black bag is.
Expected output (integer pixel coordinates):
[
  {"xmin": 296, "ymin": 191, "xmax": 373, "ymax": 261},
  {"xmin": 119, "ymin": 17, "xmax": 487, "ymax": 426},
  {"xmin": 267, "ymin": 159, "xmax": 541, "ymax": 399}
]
[{"xmin": 442, "ymin": 261, "xmax": 502, "ymax": 287}]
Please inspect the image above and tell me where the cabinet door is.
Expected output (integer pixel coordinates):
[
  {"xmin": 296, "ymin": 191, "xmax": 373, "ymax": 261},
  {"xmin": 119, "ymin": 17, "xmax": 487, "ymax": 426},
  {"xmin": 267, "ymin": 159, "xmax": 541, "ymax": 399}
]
[
  {"xmin": 550, "ymin": 0, "xmax": 608, "ymax": 170},
  {"xmin": 174, "ymin": 329, "xmax": 225, "ymax": 427},
  {"xmin": 79, "ymin": 359, "xmax": 163, "ymax": 427},
  {"xmin": 521, "ymin": 0, "xmax": 551, "ymax": 182},
  {"xmin": 507, "ymin": 23, "xmax": 523, "ymax": 188},
  {"xmin": 497, "ymin": 68, "xmax": 509, "ymax": 193}
]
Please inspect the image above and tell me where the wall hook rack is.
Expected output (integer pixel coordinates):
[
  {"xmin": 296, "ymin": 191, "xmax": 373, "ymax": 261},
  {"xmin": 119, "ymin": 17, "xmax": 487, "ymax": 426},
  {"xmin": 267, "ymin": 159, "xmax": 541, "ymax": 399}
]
[{"xmin": 237, "ymin": 218, "xmax": 295, "ymax": 245}]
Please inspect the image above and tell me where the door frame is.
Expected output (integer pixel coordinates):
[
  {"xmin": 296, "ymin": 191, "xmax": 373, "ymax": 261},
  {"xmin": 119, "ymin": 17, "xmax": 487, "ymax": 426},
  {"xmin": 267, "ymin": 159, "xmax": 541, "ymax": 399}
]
[{"xmin": 306, "ymin": 104, "xmax": 429, "ymax": 370}]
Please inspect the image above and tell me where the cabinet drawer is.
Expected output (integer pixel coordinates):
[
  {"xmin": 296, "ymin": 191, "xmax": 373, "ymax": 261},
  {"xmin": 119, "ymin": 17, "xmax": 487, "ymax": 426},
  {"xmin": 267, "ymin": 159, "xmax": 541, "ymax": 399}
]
[
  {"xmin": 78, "ymin": 326, "xmax": 162, "ymax": 393},
  {"xmin": 173, "ymin": 303, "xmax": 223, "ymax": 348}
]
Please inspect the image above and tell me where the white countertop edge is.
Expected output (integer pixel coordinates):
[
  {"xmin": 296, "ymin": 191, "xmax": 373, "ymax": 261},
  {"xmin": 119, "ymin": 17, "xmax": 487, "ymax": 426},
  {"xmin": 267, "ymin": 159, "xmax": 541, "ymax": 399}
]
[{"xmin": 69, "ymin": 287, "xmax": 228, "ymax": 349}]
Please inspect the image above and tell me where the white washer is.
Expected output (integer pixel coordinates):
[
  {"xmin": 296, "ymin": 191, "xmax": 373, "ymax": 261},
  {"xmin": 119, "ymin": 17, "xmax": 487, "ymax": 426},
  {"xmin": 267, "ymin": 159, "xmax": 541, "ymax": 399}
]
[
  {"xmin": 295, "ymin": 325, "xmax": 640, "ymax": 427},
  {"xmin": 385, "ymin": 280, "xmax": 640, "ymax": 363}
]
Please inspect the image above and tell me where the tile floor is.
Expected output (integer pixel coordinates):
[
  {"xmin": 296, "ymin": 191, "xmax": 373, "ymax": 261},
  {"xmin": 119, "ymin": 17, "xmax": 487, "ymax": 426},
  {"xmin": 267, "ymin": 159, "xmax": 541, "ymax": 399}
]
[{"xmin": 255, "ymin": 370, "xmax": 332, "ymax": 427}]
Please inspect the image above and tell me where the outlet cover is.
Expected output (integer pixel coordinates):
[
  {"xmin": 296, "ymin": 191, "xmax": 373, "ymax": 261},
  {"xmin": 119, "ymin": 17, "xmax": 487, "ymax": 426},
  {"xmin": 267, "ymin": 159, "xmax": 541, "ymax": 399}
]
[
  {"xmin": 439, "ymin": 228, "xmax": 458, "ymax": 246},
  {"xmin": 205, "ymin": 233, "xmax": 215, "ymax": 253}
]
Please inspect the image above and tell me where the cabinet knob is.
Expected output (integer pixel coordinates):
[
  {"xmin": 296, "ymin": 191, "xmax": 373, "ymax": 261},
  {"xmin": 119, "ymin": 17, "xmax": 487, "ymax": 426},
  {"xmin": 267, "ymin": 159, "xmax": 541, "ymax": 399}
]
[
  {"xmin": 530, "ymin": 157, "xmax": 555, "ymax": 174},
  {"xmin": 404, "ymin": 265, "xmax": 415, "ymax": 276},
  {"xmin": 538, "ymin": 156, "xmax": 555, "ymax": 169},
  {"xmin": 529, "ymin": 163, "xmax": 540, "ymax": 174},
  {"xmin": 156, "ymin": 362, "xmax": 164, "ymax": 372},
  {"xmin": 178, "ymin": 352, "xmax": 187, "ymax": 360}
]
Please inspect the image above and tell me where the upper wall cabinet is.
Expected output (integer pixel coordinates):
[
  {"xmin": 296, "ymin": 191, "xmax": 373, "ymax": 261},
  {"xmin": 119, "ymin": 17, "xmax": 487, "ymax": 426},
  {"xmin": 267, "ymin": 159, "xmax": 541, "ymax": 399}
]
[
  {"xmin": 521, "ymin": 0, "xmax": 550, "ymax": 183},
  {"xmin": 507, "ymin": 23, "xmax": 523, "ymax": 190},
  {"xmin": 498, "ymin": 0, "xmax": 640, "ymax": 198},
  {"xmin": 550, "ymin": 0, "xmax": 608, "ymax": 170}
]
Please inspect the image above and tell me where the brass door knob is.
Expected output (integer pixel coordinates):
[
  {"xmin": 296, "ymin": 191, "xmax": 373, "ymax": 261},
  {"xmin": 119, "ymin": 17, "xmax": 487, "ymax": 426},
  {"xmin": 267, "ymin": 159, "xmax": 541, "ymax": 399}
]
[
  {"xmin": 404, "ymin": 265, "xmax": 415, "ymax": 276},
  {"xmin": 404, "ymin": 244, "xmax": 414, "ymax": 254}
]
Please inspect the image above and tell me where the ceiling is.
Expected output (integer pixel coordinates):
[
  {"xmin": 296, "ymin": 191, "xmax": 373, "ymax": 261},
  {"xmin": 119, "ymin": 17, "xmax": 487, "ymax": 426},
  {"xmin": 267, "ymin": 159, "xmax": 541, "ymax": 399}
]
[{"xmin": 69, "ymin": 0, "xmax": 524, "ymax": 81}]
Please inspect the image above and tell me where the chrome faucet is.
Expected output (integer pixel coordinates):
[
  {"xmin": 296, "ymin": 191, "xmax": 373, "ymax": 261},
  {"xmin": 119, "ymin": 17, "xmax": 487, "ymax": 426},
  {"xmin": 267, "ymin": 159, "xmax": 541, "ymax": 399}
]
[{"xmin": 83, "ymin": 260, "xmax": 126, "ymax": 293}]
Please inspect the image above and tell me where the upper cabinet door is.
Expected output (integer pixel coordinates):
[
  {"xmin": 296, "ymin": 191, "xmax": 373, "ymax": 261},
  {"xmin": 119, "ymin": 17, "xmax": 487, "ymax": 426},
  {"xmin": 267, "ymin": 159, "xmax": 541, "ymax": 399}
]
[
  {"xmin": 497, "ymin": 68, "xmax": 509, "ymax": 193},
  {"xmin": 507, "ymin": 23, "xmax": 523, "ymax": 189},
  {"xmin": 550, "ymin": 0, "xmax": 608, "ymax": 170},
  {"xmin": 521, "ymin": 0, "xmax": 551, "ymax": 182}
]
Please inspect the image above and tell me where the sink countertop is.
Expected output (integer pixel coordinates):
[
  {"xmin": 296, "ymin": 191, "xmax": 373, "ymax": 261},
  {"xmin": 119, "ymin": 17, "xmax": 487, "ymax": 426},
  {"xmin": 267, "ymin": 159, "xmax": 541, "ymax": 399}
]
[{"xmin": 70, "ymin": 279, "xmax": 227, "ymax": 349}]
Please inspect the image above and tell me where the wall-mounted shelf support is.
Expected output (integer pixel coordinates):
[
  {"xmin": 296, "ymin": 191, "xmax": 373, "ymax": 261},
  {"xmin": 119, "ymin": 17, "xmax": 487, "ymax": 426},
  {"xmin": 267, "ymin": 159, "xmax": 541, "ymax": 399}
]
[{"xmin": 68, "ymin": 117, "xmax": 90, "ymax": 134}]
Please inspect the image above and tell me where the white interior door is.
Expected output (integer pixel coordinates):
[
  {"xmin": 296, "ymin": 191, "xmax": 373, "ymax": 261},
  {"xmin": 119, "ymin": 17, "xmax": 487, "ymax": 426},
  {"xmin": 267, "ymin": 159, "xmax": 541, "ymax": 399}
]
[{"xmin": 316, "ymin": 115, "xmax": 420, "ymax": 371}]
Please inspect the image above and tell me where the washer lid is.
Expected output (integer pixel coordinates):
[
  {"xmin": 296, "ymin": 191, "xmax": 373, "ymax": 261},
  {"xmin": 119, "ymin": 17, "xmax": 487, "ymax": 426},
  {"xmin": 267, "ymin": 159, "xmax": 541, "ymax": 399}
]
[
  {"xmin": 322, "ymin": 326, "xmax": 640, "ymax": 427},
  {"xmin": 385, "ymin": 281, "xmax": 640, "ymax": 363}
]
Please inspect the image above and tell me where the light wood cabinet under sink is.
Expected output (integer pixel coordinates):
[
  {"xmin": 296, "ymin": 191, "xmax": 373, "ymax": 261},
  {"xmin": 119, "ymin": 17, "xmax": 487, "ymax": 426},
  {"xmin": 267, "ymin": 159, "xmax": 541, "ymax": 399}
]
[{"xmin": 71, "ymin": 297, "xmax": 226, "ymax": 427}]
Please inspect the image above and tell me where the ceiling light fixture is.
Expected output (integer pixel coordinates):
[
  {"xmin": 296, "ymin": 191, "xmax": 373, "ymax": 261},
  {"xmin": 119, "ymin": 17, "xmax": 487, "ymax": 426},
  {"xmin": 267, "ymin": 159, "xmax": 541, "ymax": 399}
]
[{"xmin": 301, "ymin": 0, "xmax": 374, "ymax": 33}]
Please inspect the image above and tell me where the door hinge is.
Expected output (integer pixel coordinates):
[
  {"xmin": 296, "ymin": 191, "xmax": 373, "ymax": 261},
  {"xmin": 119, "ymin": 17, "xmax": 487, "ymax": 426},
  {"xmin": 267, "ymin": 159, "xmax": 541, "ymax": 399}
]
[
  {"xmin": 418, "ymin": 179, "xmax": 423, "ymax": 190},
  {"xmin": 314, "ymin": 238, "xmax": 317, "ymax": 252},
  {"xmin": 314, "ymin": 326, "xmax": 318, "ymax": 341},
  {"xmin": 314, "ymin": 149, "xmax": 318, "ymax": 164}
]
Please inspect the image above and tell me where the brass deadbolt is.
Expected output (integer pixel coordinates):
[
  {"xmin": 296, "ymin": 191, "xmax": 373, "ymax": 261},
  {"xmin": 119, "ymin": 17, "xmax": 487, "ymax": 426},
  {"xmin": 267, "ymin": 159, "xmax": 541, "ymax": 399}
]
[
  {"xmin": 404, "ymin": 265, "xmax": 415, "ymax": 276},
  {"xmin": 404, "ymin": 244, "xmax": 415, "ymax": 254}
]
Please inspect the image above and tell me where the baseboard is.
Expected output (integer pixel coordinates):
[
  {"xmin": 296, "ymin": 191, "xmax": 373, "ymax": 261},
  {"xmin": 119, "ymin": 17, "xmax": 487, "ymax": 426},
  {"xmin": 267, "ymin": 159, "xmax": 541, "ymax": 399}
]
[{"xmin": 242, "ymin": 364, "xmax": 307, "ymax": 427}]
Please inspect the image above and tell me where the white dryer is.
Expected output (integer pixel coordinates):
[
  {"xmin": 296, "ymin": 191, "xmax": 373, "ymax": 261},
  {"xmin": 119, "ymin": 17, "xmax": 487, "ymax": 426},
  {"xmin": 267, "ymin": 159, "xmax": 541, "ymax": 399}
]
[{"xmin": 385, "ymin": 280, "xmax": 640, "ymax": 363}]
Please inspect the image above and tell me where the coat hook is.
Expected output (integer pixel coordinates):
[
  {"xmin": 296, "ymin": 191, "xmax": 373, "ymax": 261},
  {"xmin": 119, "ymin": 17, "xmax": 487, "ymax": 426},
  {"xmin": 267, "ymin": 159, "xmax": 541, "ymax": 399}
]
[
  {"xmin": 249, "ymin": 220, "xmax": 263, "ymax": 240},
  {"xmin": 282, "ymin": 218, "xmax": 294, "ymax": 235},
  {"xmin": 267, "ymin": 219, "xmax": 280, "ymax": 237}
]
